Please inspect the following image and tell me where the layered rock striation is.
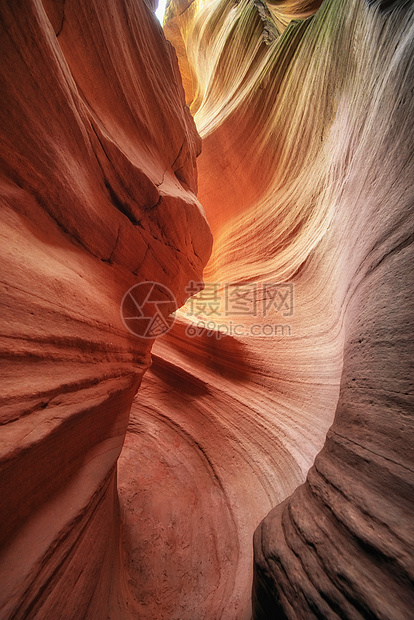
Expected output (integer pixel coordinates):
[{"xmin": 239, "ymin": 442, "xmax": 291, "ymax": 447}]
[
  {"xmin": 127, "ymin": 0, "xmax": 412, "ymax": 617},
  {"xmin": 0, "ymin": 1, "xmax": 211, "ymax": 617},
  {"xmin": 1, "ymin": 0, "xmax": 413, "ymax": 619}
]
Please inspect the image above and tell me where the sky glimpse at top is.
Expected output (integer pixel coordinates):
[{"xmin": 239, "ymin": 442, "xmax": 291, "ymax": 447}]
[{"xmin": 155, "ymin": 0, "xmax": 167, "ymax": 24}]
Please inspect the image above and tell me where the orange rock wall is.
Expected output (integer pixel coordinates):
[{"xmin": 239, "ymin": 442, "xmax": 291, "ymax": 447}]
[
  {"xmin": 1, "ymin": 0, "xmax": 413, "ymax": 619},
  {"xmin": 122, "ymin": 0, "xmax": 412, "ymax": 617},
  {"xmin": 0, "ymin": 1, "xmax": 211, "ymax": 617}
]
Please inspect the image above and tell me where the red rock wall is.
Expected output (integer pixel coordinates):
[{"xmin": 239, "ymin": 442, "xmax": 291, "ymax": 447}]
[
  {"xmin": 0, "ymin": 1, "xmax": 211, "ymax": 617},
  {"xmin": 1, "ymin": 0, "xmax": 413, "ymax": 618},
  {"xmin": 159, "ymin": 0, "xmax": 414, "ymax": 618}
]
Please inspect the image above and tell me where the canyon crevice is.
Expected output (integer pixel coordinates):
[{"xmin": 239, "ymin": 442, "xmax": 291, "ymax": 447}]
[{"xmin": 0, "ymin": 0, "xmax": 413, "ymax": 619}]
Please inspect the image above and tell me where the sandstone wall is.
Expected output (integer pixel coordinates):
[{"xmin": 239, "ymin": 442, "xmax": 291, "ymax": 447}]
[{"xmin": 0, "ymin": 1, "xmax": 211, "ymax": 617}]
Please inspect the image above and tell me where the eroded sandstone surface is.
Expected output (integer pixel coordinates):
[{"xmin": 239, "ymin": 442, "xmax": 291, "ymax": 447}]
[
  {"xmin": 165, "ymin": 1, "xmax": 414, "ymax": 618},
  {"xmin": 1, "ymin": 0, "xmax": 413, "ymax": 619},
  {"xmin": 0, "ymin": 1, "xmax": 211, "ymax": 617}
]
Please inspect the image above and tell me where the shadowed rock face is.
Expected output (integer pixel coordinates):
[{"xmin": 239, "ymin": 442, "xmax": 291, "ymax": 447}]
[
  {"xmin": 0, "ymin": 1, "xmax": 211, "ymax": 617},
  {"xmin": 161, "ymin": 0, "xmax": 414, "ymax": 618},
  {"xmin": 1, "ymin": 1, "xmax": 413, "ymax": 619}
]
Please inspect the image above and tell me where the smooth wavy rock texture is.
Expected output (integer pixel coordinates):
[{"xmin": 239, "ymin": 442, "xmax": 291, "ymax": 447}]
[
  {"xmin": 0, "ymin": 1, "xmax": 211, "ymax": 618},
  {"xmin": 159, "ymin": 0, "xmax": 414, "ymax": 618},
  {"xmin": 1, "ymin": 0, "xmax": 413, "ymax": 619}
]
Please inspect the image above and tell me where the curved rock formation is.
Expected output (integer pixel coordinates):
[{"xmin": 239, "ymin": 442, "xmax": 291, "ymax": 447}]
[
  {"xmin": 1, "ymin": 0, "xmax": 413, "ymax": 618},
  {"xmin": 0, "ymin": 1, "xmax": 211, "ymax": 617},
  {"xmin": 161, "ymin": 0, "xmax": 414, "ymax": 618}
]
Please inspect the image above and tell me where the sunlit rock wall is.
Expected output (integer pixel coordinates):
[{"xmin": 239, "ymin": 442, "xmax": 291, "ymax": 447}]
[
  {"xmin": 1, "ymin": 0, "xmax": 413, "ymax": 618},
  {"xmin": 117, "ymin": 0, "xmax": 414, "ymax": 618},
  {"xmin": 0, "ymin": 1, "xmax": 211, "ymax": 618}
]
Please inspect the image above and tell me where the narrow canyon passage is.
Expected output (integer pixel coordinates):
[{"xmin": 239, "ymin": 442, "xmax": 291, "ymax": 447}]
[
  {"xmin": 121, "ymin": 0, "xmax": 414, "ymax": 617},
  {"xmin": 118, "ymin": 1, "xmax": 414, "ymax": 618},
  {"xmin": 0, "ymin": 0, "xmax": 413, "ymax": 619}
]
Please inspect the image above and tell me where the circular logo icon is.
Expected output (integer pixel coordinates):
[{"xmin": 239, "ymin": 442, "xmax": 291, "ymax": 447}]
[{"xmin": 121, "ymin": 281, "xmax": 177, "ymax": 339}]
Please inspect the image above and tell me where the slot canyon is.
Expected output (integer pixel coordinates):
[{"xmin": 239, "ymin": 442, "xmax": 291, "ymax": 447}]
[{"xmin": 0, "ymin": 0, "xmax": 413, "ymax": 618}]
